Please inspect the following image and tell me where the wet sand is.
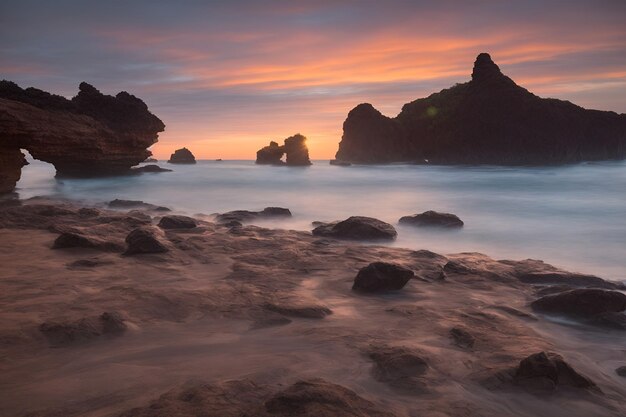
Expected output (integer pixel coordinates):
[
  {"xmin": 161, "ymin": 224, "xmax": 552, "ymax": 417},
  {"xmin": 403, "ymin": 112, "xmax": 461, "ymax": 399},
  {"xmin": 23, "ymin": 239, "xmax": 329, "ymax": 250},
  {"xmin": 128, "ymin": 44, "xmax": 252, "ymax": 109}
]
[{"xmin": 0, "ymin": 199, "xmax": 625, "ymax": 417}]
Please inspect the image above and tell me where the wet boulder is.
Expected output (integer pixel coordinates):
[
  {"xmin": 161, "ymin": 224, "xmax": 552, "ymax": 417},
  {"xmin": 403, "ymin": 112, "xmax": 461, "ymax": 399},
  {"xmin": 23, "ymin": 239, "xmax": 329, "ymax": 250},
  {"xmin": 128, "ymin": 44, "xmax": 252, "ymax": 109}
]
[
  {"xmin": 352, "ymin": 262, "xmax": 414, "ymax": 292},
  {"xmin": 158, "ymin": 214, "xmax": 197, "ymax": 229},
  {"xmin": 132, "ymin": 164, "xmax": 172, "ymax": 173},
  {"xmin": 124, "ymin": 227, "xmax": 169, "ymax": 255},
  {"xmin": 366, "ymin": 345, "xmax": 429, "ymax": 393},
  {"xmin": 449, "ymin": 327, "xmax": 475, "ymax": 349},
  {"xmin": 312, "ymin": 216, "xmax": 397, "ymax": 240},
  {"xmin": 531, "ymin": 289, "xmax": 626, "ymax": 318},
  {"xmin": 399, "ymin": 210, "xmax": 464, "ymax": 228},
  {"xmin": 514, "ymin": 351, "xmax": 597, "ymax": 392},
  {"xmin": 264, "ymin": 302, "xmax": 332, "ymax": 319},
  {"xmin": 39, "ymin": 311, "xmax": 127, "ymax": 347},
  {"xmin": 261, "ymin": 378, "xmax": 396, "ymax": 417},
  {"xmin": 108, "ymin": 199, "xmax": 170, "ymax": 211},
  {"xmin": 216, "ymin": 207, "xmax": 292, "ymax": 224}
]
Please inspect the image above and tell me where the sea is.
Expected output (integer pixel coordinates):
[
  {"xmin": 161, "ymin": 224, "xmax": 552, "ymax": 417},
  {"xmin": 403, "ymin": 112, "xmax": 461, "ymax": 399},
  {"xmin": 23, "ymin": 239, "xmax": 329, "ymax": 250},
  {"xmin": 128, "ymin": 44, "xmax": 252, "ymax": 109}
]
[{"xmin": 11, "ymin": 158, "xmax": 626, "ymax": 282}]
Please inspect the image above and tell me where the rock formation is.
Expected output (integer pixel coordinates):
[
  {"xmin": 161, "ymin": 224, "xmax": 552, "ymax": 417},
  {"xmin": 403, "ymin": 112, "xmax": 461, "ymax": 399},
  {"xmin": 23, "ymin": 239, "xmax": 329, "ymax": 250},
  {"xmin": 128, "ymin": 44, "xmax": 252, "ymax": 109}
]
[
  {"xmin": 0, "ymin": 81, "xmax": 165, "ymax": 193},
  {"xmin": 399, "ymin": 211, "xmax": 464, "ymax": 228},
  {"xmin": 335, "ymin": 53, "xmax": 626, "ymax": 165},
  {"xmin": 312, "ymin": 216, "xmax": 397, "ymax": 240},
  {"xmin": 352, "ymin": 262, "xmax": 414, "ymax": 292},
  {"xmin": 256, "ymin": 134, "xmax": 312, "ymax": 166},
  {"xmin": 167, "ymin": 147, "xmax": 196, "ymax": 164}
]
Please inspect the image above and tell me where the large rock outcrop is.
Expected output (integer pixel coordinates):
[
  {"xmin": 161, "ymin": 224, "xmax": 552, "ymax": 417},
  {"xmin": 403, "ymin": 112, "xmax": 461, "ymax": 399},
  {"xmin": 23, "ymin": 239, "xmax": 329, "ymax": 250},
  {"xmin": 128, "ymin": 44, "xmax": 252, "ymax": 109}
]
[
  {"xmin": 0, "ymin": 80, "xmax": 164, "ymax": 193},
  {"xmin": 335, "ymin": 53, "xmax": 626, "ymax": 165},
  {"xmin": 167, "ymin": 147, "xmax": 196, "ymax": 164},
  {"xmin": 256, "ymin": 134, "xmax": 312, "ymax": 166}
]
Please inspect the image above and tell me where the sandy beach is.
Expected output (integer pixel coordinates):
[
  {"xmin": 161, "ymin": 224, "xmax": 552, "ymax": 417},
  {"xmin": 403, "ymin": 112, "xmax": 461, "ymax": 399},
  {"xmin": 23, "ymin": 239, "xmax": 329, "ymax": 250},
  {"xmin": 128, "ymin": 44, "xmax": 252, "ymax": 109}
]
[{"xmin": 0, "ymin": 198, "xmax": 624, "ymax": 417}]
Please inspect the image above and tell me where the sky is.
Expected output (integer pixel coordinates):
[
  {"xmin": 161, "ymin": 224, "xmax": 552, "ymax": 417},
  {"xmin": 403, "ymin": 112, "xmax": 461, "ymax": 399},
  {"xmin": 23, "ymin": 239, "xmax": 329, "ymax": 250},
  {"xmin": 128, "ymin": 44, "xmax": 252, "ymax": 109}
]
[{"xmin": 1, "ymin": 0, "xmax": 626, "ymax": 159}]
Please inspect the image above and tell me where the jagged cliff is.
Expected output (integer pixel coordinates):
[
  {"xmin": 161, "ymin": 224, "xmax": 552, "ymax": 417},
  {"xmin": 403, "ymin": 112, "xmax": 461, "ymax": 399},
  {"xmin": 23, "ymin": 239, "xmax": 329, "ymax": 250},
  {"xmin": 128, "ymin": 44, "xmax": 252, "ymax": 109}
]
[
  {"xmin": 335, "ymin": 53, "xmax": 626, "ymax": 164},
  {"xmin": 0, "ymin": 81, "xmax": 164, "ymax": 193}
]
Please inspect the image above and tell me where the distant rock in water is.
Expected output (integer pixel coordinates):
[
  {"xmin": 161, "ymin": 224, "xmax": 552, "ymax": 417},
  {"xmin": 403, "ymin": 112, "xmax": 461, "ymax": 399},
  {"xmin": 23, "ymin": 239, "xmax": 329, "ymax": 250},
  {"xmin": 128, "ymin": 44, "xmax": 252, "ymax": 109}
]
[
  {"xmin": 335, "ymin": 53, "xmax": 626, "ymax": 165},
  {"xmin": 0, "ymin": 80, "xmax": 164, "ymax": 193},
  {"xmin": 168, "ymin": 147, "xmax": 196, "ymax": 164},
  {"xmin": 399, "ymin": 211, "xmax": 464, "ymax": 228},
  {"xmin": 215, "ymin": 207, "xmax": 292, "ymax": 224},
  {"xmin": 255, "ymin": 134, "xmax": 312, "ymax": 166},
  {"xmin": 144, "ymin": 157, "xmax": 158, "ymax": 163},
  {"xmin": 132, "ymin": 164, "xmax": 172, "ymax": 173}
]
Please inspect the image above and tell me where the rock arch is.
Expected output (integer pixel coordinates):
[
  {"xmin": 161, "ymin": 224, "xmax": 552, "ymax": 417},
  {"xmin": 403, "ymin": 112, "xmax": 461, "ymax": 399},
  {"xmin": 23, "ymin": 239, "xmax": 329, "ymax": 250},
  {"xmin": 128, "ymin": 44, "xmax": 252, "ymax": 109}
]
[{"xmin": 0, "ymin": 81, "xmax": 164, "ymax": 193}]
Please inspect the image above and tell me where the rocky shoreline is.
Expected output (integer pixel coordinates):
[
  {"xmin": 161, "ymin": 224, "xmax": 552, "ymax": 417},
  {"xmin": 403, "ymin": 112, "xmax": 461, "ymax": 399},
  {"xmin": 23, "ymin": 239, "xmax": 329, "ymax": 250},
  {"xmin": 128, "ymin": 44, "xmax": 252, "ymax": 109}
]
[{"xmin": 0, "ymin": 198, "xmax": 625, "ymax": 416}]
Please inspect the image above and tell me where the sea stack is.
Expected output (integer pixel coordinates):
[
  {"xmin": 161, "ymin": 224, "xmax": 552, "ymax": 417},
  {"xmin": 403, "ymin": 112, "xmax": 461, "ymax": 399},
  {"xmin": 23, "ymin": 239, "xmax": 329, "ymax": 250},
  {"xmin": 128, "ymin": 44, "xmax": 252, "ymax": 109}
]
[
  {"xmin": 168, "ymin": 147, "xmax": 196, "ymax": 164},
  {"xmin": 335, "ymin": 53, "xmax": 626, "ymax": 165},
  {"xmin": 0, "ymin": 80, "xmax": 165, "ymax": 193},
  {"xmin": 255, "ymin": 134, "xmax": 312, "ymax": 166}
]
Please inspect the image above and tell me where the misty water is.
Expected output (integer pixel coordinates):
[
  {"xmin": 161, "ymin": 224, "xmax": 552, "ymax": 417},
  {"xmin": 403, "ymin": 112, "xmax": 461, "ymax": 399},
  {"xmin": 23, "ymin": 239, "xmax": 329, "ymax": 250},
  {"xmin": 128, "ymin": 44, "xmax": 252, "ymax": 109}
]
[{"xmin": 12, "ymin": 158, "xmax": 626, "ymax": 281}]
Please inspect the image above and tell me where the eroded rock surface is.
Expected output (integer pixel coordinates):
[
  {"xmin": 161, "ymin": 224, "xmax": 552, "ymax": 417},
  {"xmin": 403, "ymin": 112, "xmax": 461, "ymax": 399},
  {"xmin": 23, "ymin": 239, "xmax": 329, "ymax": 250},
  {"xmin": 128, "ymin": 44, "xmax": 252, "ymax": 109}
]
[{"xmin": 0, "ymin": 81, "xmax": 164, "ymax": 192}]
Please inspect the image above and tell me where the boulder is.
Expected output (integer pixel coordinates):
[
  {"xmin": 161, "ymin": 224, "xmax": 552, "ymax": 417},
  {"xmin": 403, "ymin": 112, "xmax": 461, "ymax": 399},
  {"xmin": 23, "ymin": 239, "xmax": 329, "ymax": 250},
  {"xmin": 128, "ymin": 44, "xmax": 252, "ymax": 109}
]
[
  {"xmin": 168, "ymin": 147, "xmax": 196, "ymax": 164},
  {"xmin": 216, "ymin": 207, "xmax": 292, "ymax": 223},
  {"xmin": 52, "ymin": 231, "xmax": 124, "ymax": 252},
  {"xmin": 352, "ymin": 262, "xmax": 414, "ymax": 292},
  {"xmin": 39, "ymin": 311, "xmax": 127, "ymax": 347},
  {"xmin": 366, "ymin": 345, "xmax": 429, "ymax": 393},
  {"xmin": 531, "ymin": 289, "xmax": 626, "ymax": 318},
  {"xmin": 312, "ymin": 216, "xmax": 397, "ymax": 240},
  {"xmin": 261, "ymin": 378, "xmax": 396, "ymax": 417},
  {"xmin": 256, "ymin": 141, "xmax": 285, "ymax": 165},
  {"xmin": 449, "ymin": 327, "xmax": 475, "ymax": 349},
  {"xmin": 0, "ymin": 80, "xmax": 164, "ymax": 191},
  {"xmin": 399, "ymin": 211, "xmax": 464, "ymax": 228},
  {"xmin": 157, "ymin": 215, "xmax": 198, "ymax": 229},
  {"xmin": 124, "ymin": 227, "xmax": 169, "ymax": 255},
  {"xmin": 514, "ymin": 352, "xmax": 596, "ymax": 392},
  {"xmin": 616, "ymin": 366, "xmax": 626, "ymax": 377},
  {"xmin": 335, "ymin": 53, "xmax": 626, "ymax": 165}
]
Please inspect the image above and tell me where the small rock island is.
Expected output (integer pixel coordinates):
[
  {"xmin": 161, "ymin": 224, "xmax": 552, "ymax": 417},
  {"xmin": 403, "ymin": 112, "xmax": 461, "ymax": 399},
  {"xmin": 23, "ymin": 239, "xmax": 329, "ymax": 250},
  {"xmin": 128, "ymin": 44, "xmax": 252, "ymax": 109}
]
[
  {"xmin": 256, "ymin": 133, "xmax": 312, "ymax": 166},
  {"xmin": 167, "ymin": 147, "xmax": 196, "ymax": 164},
  {"xmin": 335, "ymin": 53, "xmax": 626, "ymax": 165}
]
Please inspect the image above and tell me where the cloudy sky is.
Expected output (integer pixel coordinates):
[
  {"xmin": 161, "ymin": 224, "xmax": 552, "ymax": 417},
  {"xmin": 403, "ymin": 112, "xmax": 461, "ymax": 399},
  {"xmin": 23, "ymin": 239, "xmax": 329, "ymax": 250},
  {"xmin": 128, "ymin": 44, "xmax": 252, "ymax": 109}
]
[{"xmin": 1, "ymin": 0, "xmax": 625, "ymax": 159}]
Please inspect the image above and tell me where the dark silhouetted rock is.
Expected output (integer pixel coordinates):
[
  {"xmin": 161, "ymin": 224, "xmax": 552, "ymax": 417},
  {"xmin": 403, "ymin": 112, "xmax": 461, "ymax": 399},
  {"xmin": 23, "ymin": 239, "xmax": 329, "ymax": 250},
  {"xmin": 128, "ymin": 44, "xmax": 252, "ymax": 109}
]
[
  {"xmin": 108, "ymin": 199, "xmax": 170, "ymax": 211},
  {"xmin": 132, "ymin": 164, "xmax": 172, "ymax": 173},
  {"xmin": 124, "ymin": 227, "xmax": 169, "ymax": 255},
  {"xmin": 312, "ymin": 216, "xmax": 397, "ymax": 240},
  {"xmin": 366, "ymin": 345, "xmax": 429, "ymax": 393},
  {"xmin": 283, "ymin": 134, "xmax": 311, "ymax": 166},
  {"xmin": 335, "ymin": 53, "xmax": 626, "ymax": 165},
  {"xmin": 264, "ymin": 302, "xmax": 332, "ymax": 319},
  {"xmin": 216, "ymin": 207, "xmax": 292, "ymax": 223},
  {"xmin": 158, "ymin": 214, "xmax": 198, "ymax": 229},
  {"xmin": 514, "ymin": 352, "xmax": 596, "ymax": 392},
  {"xmin": 399, "ymin": 211, "xmax": 464, "ymax": 228},
  {"xmin": 255, "ymin": 134, "xmax": 312, "ymax": 166},
  {"xmin": 449, "ymin": 327, "xmax": 475, "ymax": 349},
  {"xmin": 0, "ymin": 80, "xmax": 164, "ymax": 190},
  {"xmin": 531, "ymin": 289, "xmax": 626, "ymax": 318},
  {"xmin": 144, "ymin": 157, "xmax": 157, "ymax": 162},
  {"xmin": 353, "ymin": 262, "xmax": 414, "ymax": 292},
  {"xmin": 52, "ymin": 231, "xmax": 124, "ymax": 252},
  {"xmin": 329, "ymin": 159, "xmax": 352, "ymax": 166},
  {"xmin": 168, "ymin": 147, "xmax": 196, "ymax": 164}
]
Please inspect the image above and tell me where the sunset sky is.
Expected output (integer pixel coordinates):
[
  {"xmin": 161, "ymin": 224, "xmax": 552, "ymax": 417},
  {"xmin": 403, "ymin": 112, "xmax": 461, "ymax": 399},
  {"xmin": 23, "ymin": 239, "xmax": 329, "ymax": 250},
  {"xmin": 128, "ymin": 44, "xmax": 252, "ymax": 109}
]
[{"xmin": 2, "ymin": 0, "xmax": 625, "ymax": 159}]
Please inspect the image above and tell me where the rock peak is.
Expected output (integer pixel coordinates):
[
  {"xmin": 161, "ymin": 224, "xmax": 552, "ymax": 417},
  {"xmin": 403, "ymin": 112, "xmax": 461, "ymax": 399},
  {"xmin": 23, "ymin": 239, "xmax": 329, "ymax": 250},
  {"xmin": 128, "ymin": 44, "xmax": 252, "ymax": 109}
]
[{"xmin": 471, "ymin": 53, "xmax": 503, "ymax": 82}]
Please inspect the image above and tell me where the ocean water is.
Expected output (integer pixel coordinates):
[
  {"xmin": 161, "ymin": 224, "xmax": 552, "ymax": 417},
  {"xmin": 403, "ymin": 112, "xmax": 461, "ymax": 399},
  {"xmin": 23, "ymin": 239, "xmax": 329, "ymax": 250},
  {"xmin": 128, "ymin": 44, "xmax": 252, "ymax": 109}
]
[{"xmin": 11, "ymin": 158, "xmax": 626, "ymax": 281}]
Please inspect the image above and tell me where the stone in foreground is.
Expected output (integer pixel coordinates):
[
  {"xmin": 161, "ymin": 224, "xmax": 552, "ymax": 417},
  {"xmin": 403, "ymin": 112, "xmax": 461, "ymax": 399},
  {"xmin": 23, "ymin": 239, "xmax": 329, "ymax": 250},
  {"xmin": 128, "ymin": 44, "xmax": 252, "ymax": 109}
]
[
  {"xmin": 158, "ymin": 214, "xmax": 198, "ymax": 229},
  {"xmin": 124, "ymin": 227, "xmax": 169, "ymax": 255},
  {"xmin": 531, "ymin": 289, "xmax": 626, "ymax": 318},
  {"xmin": 353, "ymin": 262, "xmax": 414, "ymax": 292},
  {"xmin": 399, "ymin": 210, "xmax": 464, "ymax": 228},
  {"xmin": 312, "ymin": 216, "xmax": 397, "ymax": 240},
  {"xmin": 514, "ymin": 351, "xmax": 597, "ymax": 392}
]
